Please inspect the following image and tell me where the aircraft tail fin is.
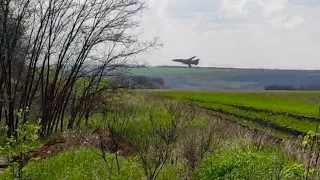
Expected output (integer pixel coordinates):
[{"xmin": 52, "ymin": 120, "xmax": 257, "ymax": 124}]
[{"xmin": 193, "ymin": 59, "xmax": 199, "ymax": 65}]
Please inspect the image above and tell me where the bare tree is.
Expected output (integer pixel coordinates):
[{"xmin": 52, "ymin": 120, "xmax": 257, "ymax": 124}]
[
  {"xmin": 181, "ymin": 118, "xmax": 221, "ymax": 179},
  {"xmin": 134, "ymin": 100, "xmax": 193, "ymax": 180},
  {"xmin": 0, "ymin": 0, "xmax": 159, "ymax": 137},
  {"xmin": 97, "ymin": 89, "xmax": 136, "ymax": 174}
]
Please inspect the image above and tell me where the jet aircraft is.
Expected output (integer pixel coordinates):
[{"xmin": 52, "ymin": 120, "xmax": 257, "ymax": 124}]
[{"xmin": 172, "ymin": 56, "xmax": 200, "ymax": 67}]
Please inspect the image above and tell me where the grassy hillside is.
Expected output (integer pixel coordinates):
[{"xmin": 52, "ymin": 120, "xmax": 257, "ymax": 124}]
[
  {"xmin": 0, "ymin": 93, "xmax": 309, "ymax": 179},
  {"xmin": 154, "ymin": 90, "xmax": 320, "ymax": 139},
  {"xmin": 129, "ymin": 67, "xmax": 251, "ymax": 76},
  {"xmin": 129, "ymin": 67, "xmax": 320, "ymax": 90}
]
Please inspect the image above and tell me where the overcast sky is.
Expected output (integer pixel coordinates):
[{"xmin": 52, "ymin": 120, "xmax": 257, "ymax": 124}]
[{"xmin": 138, "ymin": 0, "xmax": 320, "ymax": 70}]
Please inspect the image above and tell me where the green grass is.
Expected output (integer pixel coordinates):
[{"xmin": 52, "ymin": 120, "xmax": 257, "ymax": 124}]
[
  {"xmin": 155, "ymin": 91, "xmax": 320, "ymax": 117},
  {"xmin": 153, "ymin": 91, "xmax": 320, "ymax": 138},
  {"xmin": 191, "ymin": 100, "xmax": 317, "ymax": 134},
  {"xmin": 194, "ymin": 143, "xmax": 305, "ymax": 180},
  {"xmin": 0, "ymin": 148, "xmax": 185, "ymax": 180},
  {"xmin": 0, "ymin": 141, "xmax": 304, "ymax": 180},
  {"xmin": 0, "ymin": 98, "xmax": 206, "ymax": 180},
  {"xmin": 0, "ymin": 93, "xmax": 312, "ymax": 179}
]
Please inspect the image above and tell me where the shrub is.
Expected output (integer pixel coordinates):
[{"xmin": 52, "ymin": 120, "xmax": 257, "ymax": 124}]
[
  {"xmin": 193, "ymin": 145, "xmax": 304, "ymax": 180},
  {"xmin": 0, "ymin": 109, "xmax": 40, "ymax": 179},
  {"xmin": 0, "ymin": 147, "xmax": 184, "ymax": 180}
]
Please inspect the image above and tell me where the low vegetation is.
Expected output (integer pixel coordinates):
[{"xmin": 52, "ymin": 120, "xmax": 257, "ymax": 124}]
[
  {"xmin": 194, "ymin": 144, "xmax": 306, "ymax": 180},
  {"xmin": 0, "ymin": 92, "xmax": 314, "ymax": 179}
]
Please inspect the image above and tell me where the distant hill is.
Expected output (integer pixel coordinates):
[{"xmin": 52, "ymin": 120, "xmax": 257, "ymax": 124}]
[
  {"xmin": 128, "ymin": 67, "xmax": 320, "ymax": 90},
  {"xmin": 110, "ymin": 75, "xmax": 165, "ymax": 89}
]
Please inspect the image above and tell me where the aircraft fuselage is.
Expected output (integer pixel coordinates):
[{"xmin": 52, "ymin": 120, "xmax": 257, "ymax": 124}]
[{"xmin": 172, "ymin": 56, "xmax": 200, "ymax": 67}]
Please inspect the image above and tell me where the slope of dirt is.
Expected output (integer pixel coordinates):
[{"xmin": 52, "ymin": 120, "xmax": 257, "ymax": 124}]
[
  {"xmin": 0, "ymin": 128, "xmax": 134, "ymax": 170},
  {"xmin": 29, "ymin": 128, "xmax": 134, "ymax": 160}
]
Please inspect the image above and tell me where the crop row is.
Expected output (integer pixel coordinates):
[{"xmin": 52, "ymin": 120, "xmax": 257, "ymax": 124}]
[
  {"xmin": 187, "ymin": 98, "xmax": 319, "ymax": 123},
  {"xmin": 154, "ymin": 91, "xmax": 320, "ymax": 118},
  {"xmin": 189, "ymin": 100, "xmax": 315, "ymax": 135},
  {"xmin": 154, "ymin": 92, "xmax": 319, "ymax": 137}
]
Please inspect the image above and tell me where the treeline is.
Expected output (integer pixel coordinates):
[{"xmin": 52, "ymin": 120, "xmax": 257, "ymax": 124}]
[
  {"xmin": 111, "ymin": 76, "xmax": 165, "ymax": 89},
  {"xmin": 264, "ymin": 85, "xmax": 320, "ymax": 91}
]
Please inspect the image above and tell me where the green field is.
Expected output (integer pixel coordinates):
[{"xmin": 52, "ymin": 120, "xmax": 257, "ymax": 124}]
[
  {"xmin": 128, "ymin": 67, "xmax": 320, "ymax": 90},
  {"xmin": 129, "ymin": 67, "xmax": 252, "ymax": 76},
  {"xmin": 153, "ymin": 90, "xmax": 320, "ymax": 139}
]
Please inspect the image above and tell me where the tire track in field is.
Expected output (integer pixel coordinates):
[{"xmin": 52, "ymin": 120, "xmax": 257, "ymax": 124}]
[
  {"xmin": 154, "ymin": 95, "xmax": 306, "ymax": 137},
  {"xmin": 196, "ymin": 105, "xmax": 305, "ymax": 137},
  {"xmin": 188, "ymin": 99, "xmax": 318, "ymax": 123},
  {"xmin": 186, "ymin": 99, "xmax": 306, "ymax": 137}
]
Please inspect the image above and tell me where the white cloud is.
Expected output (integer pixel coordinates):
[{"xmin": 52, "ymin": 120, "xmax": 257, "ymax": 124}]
[
  {"xmin": 219, "ymin": 0, "xmax": 252, "ymax": 19},
  {"xmin": 146, "ymin": 0, "xmax": 168, "ymax": 19},
  {"xmin": 283, "ymin": 15, "xmax": 306, "ymax": 29},
  {"xmin": 138, "ymin": 0, "xmax": 320, "ymax": 70},
  {"xmin": 268, "ymin": 15, "xmax": 306, "ymax": 29},
  {"xmin": 257, "ymin": 0, "xmax": 288, "ymax": 17}
]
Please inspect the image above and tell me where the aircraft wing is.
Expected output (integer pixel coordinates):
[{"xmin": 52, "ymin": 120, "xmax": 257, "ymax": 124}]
[{"xmin": 189, "ymin": 56, "xmax": 196, "ymax": 60}]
